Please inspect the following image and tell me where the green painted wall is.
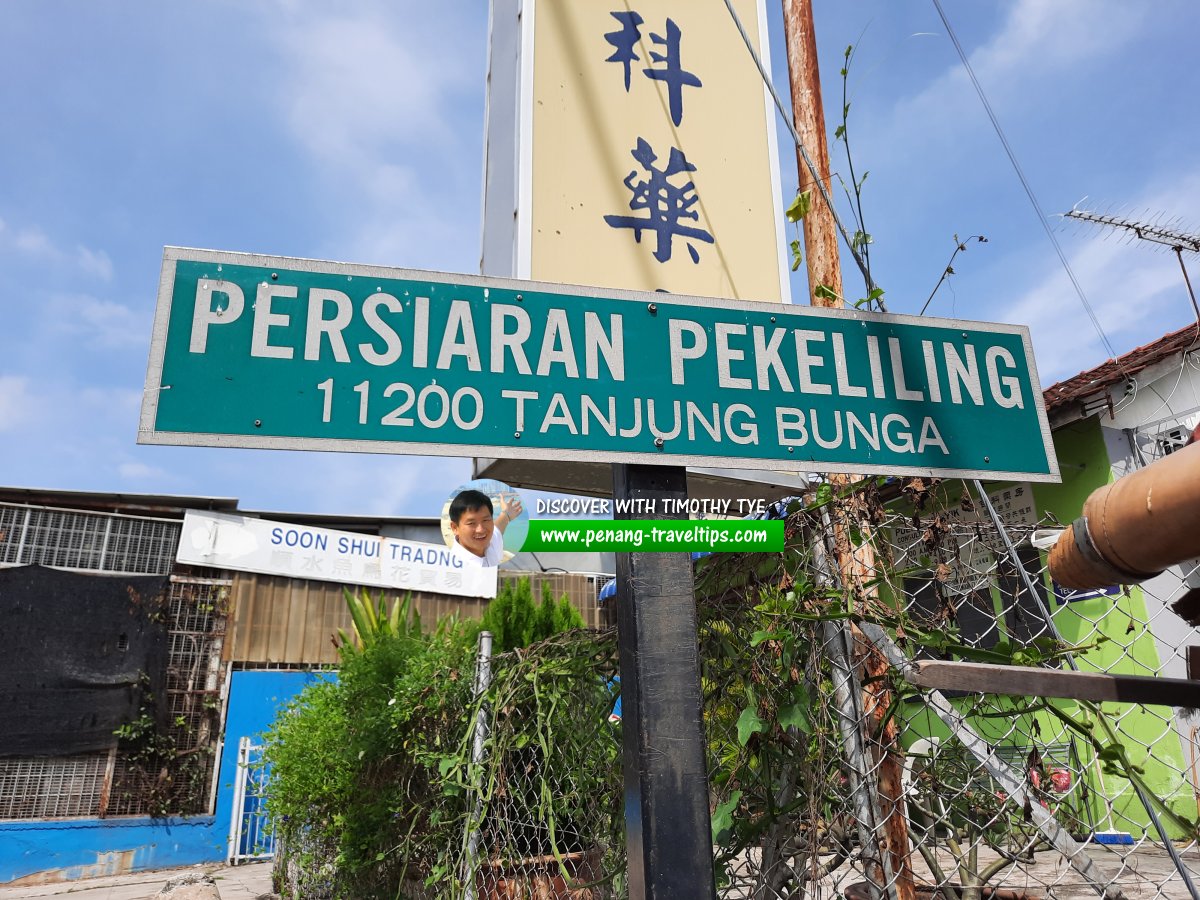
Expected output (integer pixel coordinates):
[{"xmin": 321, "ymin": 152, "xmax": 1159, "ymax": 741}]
[{"xmin": 1031, "ymin": 418, "xmax": 1193, "ymax": 836}]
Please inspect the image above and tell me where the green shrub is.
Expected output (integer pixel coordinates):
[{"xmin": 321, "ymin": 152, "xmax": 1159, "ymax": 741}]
[
  {"xmin": 264, "ymin": 582, "xmax": 589, "ymax": 898},
  {"xmin": 477, "ymin": 577, "xmax": 585, "ymax": 653},
  {"xmin": 265, "ymin": 608, "xmax": 476, "ymax": 898}
]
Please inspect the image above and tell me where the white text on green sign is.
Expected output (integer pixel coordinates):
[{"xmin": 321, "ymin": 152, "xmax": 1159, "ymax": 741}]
[{"xmin": 140, "ymin": 248, "xmax": 1059, "ymax": 481}]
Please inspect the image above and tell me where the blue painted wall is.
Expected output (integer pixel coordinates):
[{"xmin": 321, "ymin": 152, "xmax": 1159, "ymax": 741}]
[
  {"xmin": 0, "ymin": 669, "xmax": 330, "ymax": 886},
  {"xmin": 0, "ymin": 816, "xmax": 218, "ymax": 885}
]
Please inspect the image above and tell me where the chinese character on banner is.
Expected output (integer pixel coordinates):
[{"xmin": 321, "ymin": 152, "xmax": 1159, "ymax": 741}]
[
  {"xmin": 602, "ymin": 11, "xmax": 709, "ymax": 265},
  {"xmin": 604, "ymin": 138, "xmax": 714, "ymax": 264},
  {"xmin": 604, "ymin": 13, "xmax": 701, "ymax": 126},
  {"xmin": 604, "ymin": 11, "xmax": 644, "ymax": 91}
]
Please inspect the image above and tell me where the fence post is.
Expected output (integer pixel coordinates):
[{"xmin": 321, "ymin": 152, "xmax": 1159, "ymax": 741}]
[
  {"xmin": 462, "ymin": 630, "xmax": 494, "ymax": 900},
  {"xmin": 227, "ymin": 736, "xmax": 250, "ymax": 864},
  {"xmin": 812, "ymin": 511, "xmax": 897, "ymax": 900}
]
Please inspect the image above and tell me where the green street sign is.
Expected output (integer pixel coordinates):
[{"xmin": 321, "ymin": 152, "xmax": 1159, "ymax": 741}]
[{"xmin": 139, "ymin": 247, "xmax": 1060, "ymax": 482}]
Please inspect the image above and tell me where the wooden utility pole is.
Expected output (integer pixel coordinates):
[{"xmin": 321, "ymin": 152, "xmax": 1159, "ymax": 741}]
[
  {"xmin": 782, "ymin": 3, "xmax": 917, "ymax": 898},
  {"xmin": 782, "ymin": 0, "xmax": 841, "ymax": 306}
]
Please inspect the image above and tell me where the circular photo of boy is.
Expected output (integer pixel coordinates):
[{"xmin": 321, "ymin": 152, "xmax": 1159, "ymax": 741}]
[{"xmin": 440, "ymin": 478, "xmax": 528, "ymax": 568}]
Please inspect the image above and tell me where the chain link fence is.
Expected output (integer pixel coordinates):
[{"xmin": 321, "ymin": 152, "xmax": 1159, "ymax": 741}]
[
  {"xmin": 464, "ymin": 630, "xmax": 624, "ymax": 900},
  {"xmin": 275, "ymin": 480, "xmax": 1200, "ymax": 899}
]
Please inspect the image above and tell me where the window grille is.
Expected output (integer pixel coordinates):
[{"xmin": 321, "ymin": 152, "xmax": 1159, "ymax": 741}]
[
  {"xmin": 0, "ymin": 502, "xmax": 181, "ymax": 575},
  {"xmin": 1130, "ymin": 408, "xmax": 1200, "ymax": 465},
  {"xmin": 0, "ymin": 755, "xmax": 113, "ymax": 819},
  {"xmin": 594, "ymin": 574, "xmax": 615, "ymax": 602},
  {"xmin": 1157, "ymin": 425, "xmax": 1190, "ymax": 457}
]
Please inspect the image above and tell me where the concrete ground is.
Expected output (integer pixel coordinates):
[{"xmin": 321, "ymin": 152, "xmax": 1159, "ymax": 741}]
[
  {"xmin": 721, "ymin": 841, "xmax": 1200, "ymax": 899},
  {"xmin": 0, "ymin": 862, "xmax": 274, "ymax": 900},
  {"xmin": 868, "ymin": 842, "xmax": 1200, "ymax": 899},
  {"xmin": 9, "ymin": 845, "xmax": 1198, "ymax": 899}
]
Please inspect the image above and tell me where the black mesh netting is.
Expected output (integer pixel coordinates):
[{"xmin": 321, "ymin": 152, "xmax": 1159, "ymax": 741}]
[{"xmin": 0, "ymin": 565, "xmax": 169, "ymax": 756}]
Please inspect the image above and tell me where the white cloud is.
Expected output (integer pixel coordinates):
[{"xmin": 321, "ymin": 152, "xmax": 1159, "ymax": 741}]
[
  {"xmin": 963, "ymin": 0, "xmax": 1141, "ymax": 85},
  {"xmin": 999, "ymin": 166, "xmax": 1200, "ymax": 382},
  {"xmin": 116, "ymin": 460, "xmax": 172, "ymax": 482},
  {"xmin": 79, "ymin": 386, "xmax": 143, "ymax": 416},
  {"xmin": 1008, "ymin": 244, "xmax": 1184, "ymax": 382},
  {"xmin": 48, "ymin": 294, "xmax": 148, "ymax": 348},
  {"xmin": 12, "ymin": 225, "xmax": 54, "ymax": 257},
  {"xmin": 876, "ymin": 0, "xmax": 1148, "ymax": 159},
  {"xmin": 0, "ymin": 215, "xmax": 115, "ymax": 280},
  {"xmin": 260, "ymin": 6, "xmax": 481, "ymax": 269},
  {"xmin": 302, "ymin": 453, "xmax": 470, "ymax": 517},
  {"xmin": 0, "ymin": 379, "xmax": 156, "ymax": 493},
  {"xmin": 277, "ymin": 10, "xmax": 469, "ymax": 168},
  {"xmin": 0, "ymin": 376, "xmax": 33, "ymax": 431},
  {"xmin": 76, "ymin": 246, "xmax": 114, "ymax": 281}
]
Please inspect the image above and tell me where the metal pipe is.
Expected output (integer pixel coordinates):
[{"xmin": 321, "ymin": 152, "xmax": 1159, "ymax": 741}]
[
  {"xmin": 823, "ymin": 621, "xmax": 895, "ymax": 900},
  {"xmin": 1175, "ymin": 247, "xmax": 1200, "ymax": 330},
  {"xmin": 462, "ymin": 630, "xmax": 494, "ymax": 900},
  {"xmin": 1049, "ymin": 443, "xmax": 1200, "ymax": 590},
  {"xmin": 974, "ymin": 482, "xmax": 1075, "ymax": 670},
  {"xmin": 814, "ymin": 512, "xmax": 897, "ymax": 900}
]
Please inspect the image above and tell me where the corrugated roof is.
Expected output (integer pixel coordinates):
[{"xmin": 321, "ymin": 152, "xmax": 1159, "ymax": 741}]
[
  {"xmin": 1043, "ymin": 321, "xmax": 1200, "ymax": 420},
  {"xmin": 0, "ymin": 485, "xmax": 240, "ymax": 515},
  {"xmin": 0, "ymin": 484, "xmax": 438, "ymax": 531}
]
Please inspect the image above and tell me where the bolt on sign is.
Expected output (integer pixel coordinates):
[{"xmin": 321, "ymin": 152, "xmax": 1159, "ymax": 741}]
[
  {"xmin": 138, "ymin": 248, "xmax": 1059, "ymax": 483},
  {"xmin": 480, "ymin": 0, "xmax": 790, "ymax": 302}
]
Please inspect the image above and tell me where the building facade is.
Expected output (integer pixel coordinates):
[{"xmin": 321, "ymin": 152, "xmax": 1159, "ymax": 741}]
[{"xmin": 0, "ymin": 487, "xmax": 608, "ymax": 886}]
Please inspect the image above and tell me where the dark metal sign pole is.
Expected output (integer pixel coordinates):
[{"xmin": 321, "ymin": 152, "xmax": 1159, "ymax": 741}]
[{"xmin": 613, "ymin": 463, "xmax": 716, "ymax": 900}]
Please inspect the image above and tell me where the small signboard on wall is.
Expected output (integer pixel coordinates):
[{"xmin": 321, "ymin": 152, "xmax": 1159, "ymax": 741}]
[{"xmin": 1051, "ymin": 582, "xmax": 1121, "ymax": 605}]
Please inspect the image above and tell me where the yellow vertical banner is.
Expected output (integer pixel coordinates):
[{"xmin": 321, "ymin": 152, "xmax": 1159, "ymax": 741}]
[{"xmin": 523, "ymin": 0, "xmax": 789, "ymax": 303}]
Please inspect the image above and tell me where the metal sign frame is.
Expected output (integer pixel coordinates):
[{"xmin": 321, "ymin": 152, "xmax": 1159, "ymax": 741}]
[{"xmin": 140, "ymin": 246, "xmax": 1059, "ymax": 483}]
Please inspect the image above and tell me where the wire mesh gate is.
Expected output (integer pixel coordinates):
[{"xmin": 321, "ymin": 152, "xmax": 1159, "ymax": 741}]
[{"xmin": 454, "ymin": 490, "xmax": 1200, "ymax": 900}]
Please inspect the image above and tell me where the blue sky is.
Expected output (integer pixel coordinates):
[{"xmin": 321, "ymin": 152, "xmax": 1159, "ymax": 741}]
[{"xmin": 0, "ymin": 1, "xmax": 1196, "ymax": 516}]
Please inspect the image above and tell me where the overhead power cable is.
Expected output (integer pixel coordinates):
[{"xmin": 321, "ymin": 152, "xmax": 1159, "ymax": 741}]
[{"xmin": 930, "ymin": 0, "xmax": 1118, "ymax": 361}]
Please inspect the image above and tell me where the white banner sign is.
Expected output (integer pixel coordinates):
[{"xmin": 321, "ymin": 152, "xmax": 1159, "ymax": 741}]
[{"xmin": 176, "ymin": 511, "xmax": 497, "ymax": 599}]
